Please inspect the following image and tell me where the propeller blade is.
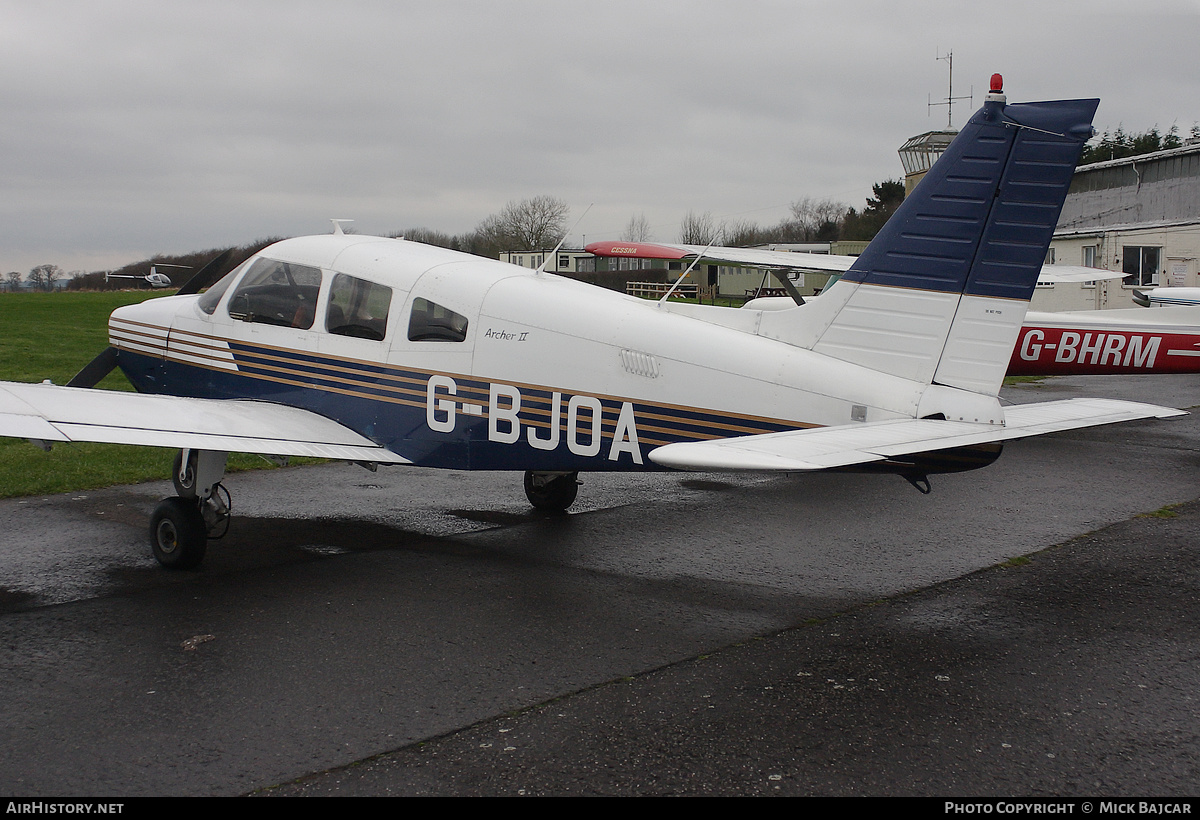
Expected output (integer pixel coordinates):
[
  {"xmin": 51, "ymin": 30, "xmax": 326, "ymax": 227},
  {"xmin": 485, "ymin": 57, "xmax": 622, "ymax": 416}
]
[
  {"xmin": 66, "ymin": 347, "xmax": 120, "ymax": 388},
  {"xmin": 176, "ymin": 249, "xmax": 234, "ymax": 296}
]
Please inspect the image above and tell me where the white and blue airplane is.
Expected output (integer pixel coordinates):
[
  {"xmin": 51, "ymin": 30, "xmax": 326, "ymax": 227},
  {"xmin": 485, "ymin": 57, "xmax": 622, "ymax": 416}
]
[{"xmin": 0, "ymin": 77, "xmax": 1183, "ymax": 569}]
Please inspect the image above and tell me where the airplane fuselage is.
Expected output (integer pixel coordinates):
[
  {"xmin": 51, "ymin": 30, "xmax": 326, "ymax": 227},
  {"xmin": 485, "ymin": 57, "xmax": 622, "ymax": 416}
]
[{"xmin": 109, "ymin": 234, "xmax": 926, "ymax": 473}]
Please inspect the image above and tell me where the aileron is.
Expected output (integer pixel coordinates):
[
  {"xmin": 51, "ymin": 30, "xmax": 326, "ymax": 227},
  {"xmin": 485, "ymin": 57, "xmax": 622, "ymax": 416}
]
[{"xmin": 0, "ymin": 381, "xmax": 409, "ymax": 463}]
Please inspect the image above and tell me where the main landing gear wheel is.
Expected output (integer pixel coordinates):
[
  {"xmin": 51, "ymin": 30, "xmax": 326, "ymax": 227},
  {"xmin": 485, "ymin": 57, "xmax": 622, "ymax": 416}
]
[
  {"xmin": 523, "ymin": 471, "xmax": 579, "ymax": 512},
  {"xmin": 149, "ymin": 497, "xmax": 208, "ymax": 570},
  {"xmin": 150, "ymin": 449, "xmax": 231, "ymax": 569}
]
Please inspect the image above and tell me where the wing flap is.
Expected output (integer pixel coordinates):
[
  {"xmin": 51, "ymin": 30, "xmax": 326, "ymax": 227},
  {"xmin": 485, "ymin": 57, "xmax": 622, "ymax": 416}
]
[
  {"xmin": 648, "ymin": 399, "xmax": 1184, "ymax": 472},
  {"xmin": 0, "ymin": 381, "xmax": 410, "ymax": 463}
]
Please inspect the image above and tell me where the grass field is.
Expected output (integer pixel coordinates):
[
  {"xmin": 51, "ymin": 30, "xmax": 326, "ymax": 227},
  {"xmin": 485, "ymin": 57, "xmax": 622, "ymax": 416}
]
[{"xmin": 0, "ymin": 291, "xmax": 309, "ymax": 498}]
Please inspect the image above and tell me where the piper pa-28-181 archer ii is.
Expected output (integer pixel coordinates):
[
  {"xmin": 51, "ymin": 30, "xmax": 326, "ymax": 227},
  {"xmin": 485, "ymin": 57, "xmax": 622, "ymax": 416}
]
[{"xmin": 0, "ymin": 76, "xmax": 1184, "ymax": 569}]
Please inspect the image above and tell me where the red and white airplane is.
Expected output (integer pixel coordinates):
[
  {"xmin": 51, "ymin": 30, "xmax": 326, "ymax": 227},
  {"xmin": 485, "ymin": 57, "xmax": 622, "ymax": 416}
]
[
  {"xmin": 0, "ymin": 77, "xmax": 1183, "ymax": 570},
  {"xmin": 1011, "ymin": 306, "xmax": 1200, "ymax": 375}
]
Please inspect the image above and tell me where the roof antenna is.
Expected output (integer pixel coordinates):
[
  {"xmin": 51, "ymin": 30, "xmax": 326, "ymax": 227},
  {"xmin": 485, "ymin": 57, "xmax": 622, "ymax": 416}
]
[
  {"xmin": 535, "ymin": 204, "xmax": 593, "ymax": 275},
  {"xmin": 929, "ymin": 50, "xmax": 973, "ymax": 129},
  {"xmin": 331, "ymin": 219, "xmax": 354, "ymax": 236}
]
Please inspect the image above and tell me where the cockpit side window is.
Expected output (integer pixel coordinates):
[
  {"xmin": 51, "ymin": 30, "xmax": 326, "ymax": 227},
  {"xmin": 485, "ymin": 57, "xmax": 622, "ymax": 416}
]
[
  {"xmin": 197, "ymin": 260, "xmax": 249, "ymax": 315},
  {"xmin": 227, "ymin": 258, "xmax": 322, "ymax": 329},
  {"xmin": 408, "ymin": 297, "xmax": 468, "ymax": 342},
  {"xmin": 326, "ymin": 274, "xmax": 392, "ymax": 341}
]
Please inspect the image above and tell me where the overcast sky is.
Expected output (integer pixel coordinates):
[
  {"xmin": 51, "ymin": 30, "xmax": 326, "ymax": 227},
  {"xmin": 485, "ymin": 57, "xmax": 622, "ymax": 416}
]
[{"xmin": 2, "ymin": 0, "xmax": 1197, "ymax": 275}]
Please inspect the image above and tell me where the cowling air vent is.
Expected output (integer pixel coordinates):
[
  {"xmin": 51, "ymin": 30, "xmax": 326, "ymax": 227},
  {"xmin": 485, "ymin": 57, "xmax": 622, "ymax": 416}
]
[{"xmin": 620, "ymin": 349, "xmax": 660, "ymax": 378}]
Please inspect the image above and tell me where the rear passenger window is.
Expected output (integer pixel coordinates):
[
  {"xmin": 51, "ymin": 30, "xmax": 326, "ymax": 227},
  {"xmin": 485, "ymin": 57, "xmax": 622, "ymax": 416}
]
[
  {"xmin": 326, "ymin": 274, "xmax": 392, "ymax": 341},
  {"xmin": 408, "ymin": 298, "xmax": 468, "ymax": 342},
  {"xmin": 227, "ymin": 258, "xmax": 322, "ymax": 329}
]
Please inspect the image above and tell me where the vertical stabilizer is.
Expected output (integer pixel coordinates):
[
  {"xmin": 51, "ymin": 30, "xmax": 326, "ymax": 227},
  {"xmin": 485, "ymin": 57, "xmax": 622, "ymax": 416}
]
[{"xmin": 762, "ymin": 78, "xmax": 1097, "ymax": 396}]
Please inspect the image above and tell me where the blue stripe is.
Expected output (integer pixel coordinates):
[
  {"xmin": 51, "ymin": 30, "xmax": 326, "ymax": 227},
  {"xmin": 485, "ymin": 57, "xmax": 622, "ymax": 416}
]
[{"xmin": 116, "ymin": 345, "xmax": 804, "ymax": 472}]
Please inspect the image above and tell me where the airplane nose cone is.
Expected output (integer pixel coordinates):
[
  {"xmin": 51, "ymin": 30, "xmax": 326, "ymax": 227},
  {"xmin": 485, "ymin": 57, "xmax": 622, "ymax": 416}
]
[{"xmin": 108, "ymin": 294, "xmax": 196, "ymax": 350}]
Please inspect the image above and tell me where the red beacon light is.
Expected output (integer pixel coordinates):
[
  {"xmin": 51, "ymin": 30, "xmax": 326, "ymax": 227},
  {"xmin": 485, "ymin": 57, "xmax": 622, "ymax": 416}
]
[{"xmin": 986, "ymin": 73, "xmax": 1006, "ymax": 105}]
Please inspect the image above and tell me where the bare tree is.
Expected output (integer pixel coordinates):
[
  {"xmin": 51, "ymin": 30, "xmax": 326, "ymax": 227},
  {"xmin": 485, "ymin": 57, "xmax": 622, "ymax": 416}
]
[
  {"xmin": 678, "ymin": 211, "xmax": 718, "ymax": 245},
  {"xmin": 721, "ymin": 219, "xmax": 769, "ymax": 247},
  {"xmin": 4, "ymin": 271, "xmax": 21, "ymax": 292},
  {"xmin": 393, "ymin": 227, "xmax": 462, "ymax": 250},
  {"xmin": 26, "ymin": 267, "xmax": 45, "ymax": 291},
  {"xmin": 479, "ymin": 195, "xmax": 570, "ymax": 251},
  {"xmin": 27, "ymin": 264, "xmax": 62, "ymax": 292},
  {"xmin": 785, "ymin": 197, "xmax": 848, "ymax": 241},
  {"xmin": 621, "ymin": 213, "xmax": 652, "ymax": 242}
]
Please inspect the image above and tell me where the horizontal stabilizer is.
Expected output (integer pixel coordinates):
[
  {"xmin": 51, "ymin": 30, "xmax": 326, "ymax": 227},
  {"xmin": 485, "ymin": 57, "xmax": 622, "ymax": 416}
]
[
  {"xmin": 0, "ymin": 381, "xmax": 410, "ymax": 463},
  {"xmin": 648, "ymin": 399, "xmax": 1184, "ymax": 472},
  {"xmin": 1036, "ymin": 266, "xmax": 1126, "ymax": 284}
]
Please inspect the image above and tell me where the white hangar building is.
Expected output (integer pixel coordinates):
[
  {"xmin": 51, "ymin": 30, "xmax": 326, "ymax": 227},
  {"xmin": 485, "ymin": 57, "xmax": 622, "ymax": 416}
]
[{"xmin": 1038, "ymin": 142, "xmax": 1200, "ymax": 310}]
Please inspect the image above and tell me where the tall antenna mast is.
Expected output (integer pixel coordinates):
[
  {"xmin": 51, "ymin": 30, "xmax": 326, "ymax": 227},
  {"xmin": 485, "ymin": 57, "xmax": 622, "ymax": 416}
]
[{"xmin": 928, "ymin": 50, "xmax": 973, "ymax": 129}]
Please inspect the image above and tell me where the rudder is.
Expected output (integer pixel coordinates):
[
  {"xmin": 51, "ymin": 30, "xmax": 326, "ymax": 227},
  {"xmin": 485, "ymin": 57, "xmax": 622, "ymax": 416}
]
[{"xmin": 762, "ymin": 80, "xmax": 1098, "ymax": 396}]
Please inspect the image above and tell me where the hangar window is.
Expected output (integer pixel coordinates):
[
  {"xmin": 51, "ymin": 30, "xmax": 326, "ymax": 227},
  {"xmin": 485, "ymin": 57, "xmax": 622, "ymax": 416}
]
[
  {"xmin": 326, "ymin": 274, "xmax": 392, "ymax": 341},
  {"xmin": 227, "ymin": 258, "xmax": 322, "ymax": 329},
  {"xmin": 408, "ymin": 298, "xmax": 468, "ymax": 342},
  {"xmin": 1122, "ymin": 246, "xmax": 1161, "ymax": 287},
  {"xmin": 1080, "ymin": 246, "xmax": 1100, "ymax": 288}
]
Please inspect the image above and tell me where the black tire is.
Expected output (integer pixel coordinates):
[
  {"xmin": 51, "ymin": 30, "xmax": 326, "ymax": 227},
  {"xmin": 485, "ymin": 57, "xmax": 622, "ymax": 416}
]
[
  {"xmin": 523, "ymin": 471, "xmax": 579, "ymax": 512},
  {"xmin": 149, "ymin": 497, "xmax": 208, "ymax": 570}
]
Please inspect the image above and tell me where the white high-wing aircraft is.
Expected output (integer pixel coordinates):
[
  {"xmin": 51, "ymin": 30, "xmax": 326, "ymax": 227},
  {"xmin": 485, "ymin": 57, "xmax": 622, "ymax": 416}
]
[
  {"xmin": 585, "ymin": 242, "xmax": 1124, "ymax": 296},
  {"xmin": 0, "ymin": 79, "xmax": 1184, "ymax": 570}
]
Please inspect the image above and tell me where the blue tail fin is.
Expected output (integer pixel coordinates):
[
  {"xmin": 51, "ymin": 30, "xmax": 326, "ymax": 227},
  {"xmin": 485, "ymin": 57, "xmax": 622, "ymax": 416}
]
[{"xmin": 766, "ymin": 84, "xmax": 1098, "ymax": 395}]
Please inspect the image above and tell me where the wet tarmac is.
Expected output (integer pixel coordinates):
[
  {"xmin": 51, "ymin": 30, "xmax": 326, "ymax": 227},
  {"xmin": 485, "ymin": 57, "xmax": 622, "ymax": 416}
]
[{"xmin": 1, "ymin": 375, "xmax": 1198, "ymax": 796}]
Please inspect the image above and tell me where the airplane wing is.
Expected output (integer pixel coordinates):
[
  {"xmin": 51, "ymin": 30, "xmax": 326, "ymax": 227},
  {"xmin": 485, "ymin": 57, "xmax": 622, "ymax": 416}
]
[
  {"xmin": 586, "ymin": 241, "xmax": 1123, "ymax": 283},
  {"xmin": 1037, "ymin": 266, "xmax": 1126, "ymax": 284},
  {"xmin": 0, "ymin": 381, "xmax": 410, "ymax": 463},
  {"xmin": 648, "ymin": 398, "xmax": 1184, "ymax": 471},
  {"xmin": 1132, "ymin": 287, "xmax": 1200, "ymax": 307},
  {"xmin": 584, "ymin": 241, "xmax": 856, "ymax": 274}
]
